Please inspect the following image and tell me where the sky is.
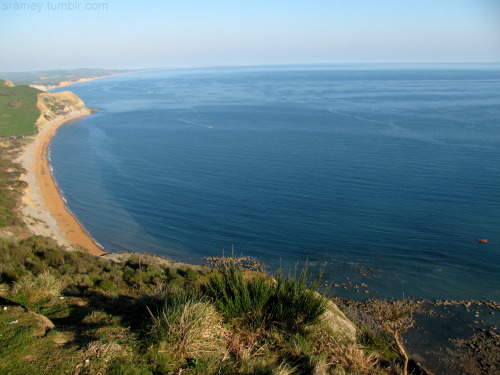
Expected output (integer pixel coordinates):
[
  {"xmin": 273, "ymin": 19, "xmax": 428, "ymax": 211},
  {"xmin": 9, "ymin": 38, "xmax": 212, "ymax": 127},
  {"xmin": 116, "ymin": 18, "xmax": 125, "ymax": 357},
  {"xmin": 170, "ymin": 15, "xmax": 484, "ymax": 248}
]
[{"xmin": 0, "ymin": 0, "xmax": 499, "ymax": 71}]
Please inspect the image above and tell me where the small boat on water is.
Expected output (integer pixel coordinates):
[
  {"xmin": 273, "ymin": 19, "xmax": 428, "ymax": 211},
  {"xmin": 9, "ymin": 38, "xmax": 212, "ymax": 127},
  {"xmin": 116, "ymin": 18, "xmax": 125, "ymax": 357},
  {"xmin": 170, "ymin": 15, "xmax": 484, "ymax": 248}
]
[{"xmin": 478, "ymin": 239, "xmax": 488, "ymax": 243}]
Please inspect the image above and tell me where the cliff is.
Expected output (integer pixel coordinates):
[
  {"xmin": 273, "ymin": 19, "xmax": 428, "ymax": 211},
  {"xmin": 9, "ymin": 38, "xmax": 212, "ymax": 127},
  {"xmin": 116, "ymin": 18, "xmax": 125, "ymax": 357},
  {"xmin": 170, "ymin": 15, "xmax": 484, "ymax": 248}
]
[{"xmin": 36, "ymin": 91, "xmax": 91, "ymax": 130}]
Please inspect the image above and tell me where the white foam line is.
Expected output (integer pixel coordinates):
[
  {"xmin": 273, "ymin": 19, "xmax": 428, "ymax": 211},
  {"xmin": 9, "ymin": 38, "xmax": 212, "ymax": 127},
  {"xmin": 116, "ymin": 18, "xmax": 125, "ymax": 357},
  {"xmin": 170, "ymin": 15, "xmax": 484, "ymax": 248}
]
[
  {"xmin": 179, "ymin": 118, "xmax": 214, "ymax": 129},
  {"xmin": 328, "ymin": 108, "xmax": 442, "ymax": 144}
]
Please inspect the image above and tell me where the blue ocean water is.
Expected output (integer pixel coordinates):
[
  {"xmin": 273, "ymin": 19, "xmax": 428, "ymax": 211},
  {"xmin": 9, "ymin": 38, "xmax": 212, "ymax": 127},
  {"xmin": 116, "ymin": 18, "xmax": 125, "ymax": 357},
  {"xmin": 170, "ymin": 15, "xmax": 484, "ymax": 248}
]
[{"xmin": 51, "ymin": 64, "xmax": 500, "ymax": 301}]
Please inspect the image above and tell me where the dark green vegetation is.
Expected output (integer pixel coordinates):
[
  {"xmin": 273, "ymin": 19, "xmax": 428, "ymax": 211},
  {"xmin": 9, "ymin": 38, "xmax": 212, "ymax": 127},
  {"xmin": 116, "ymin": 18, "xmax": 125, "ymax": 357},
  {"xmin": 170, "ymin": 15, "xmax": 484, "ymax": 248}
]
[
  {"xmin": 0, "ymin": 139, "xmax": 27, "ymax": 228},
  {"xmin": 0, "ymin": 80, "xmax": 41, "ymax": 136},
  {"xmin": 0, "ymin": 237, "xmax": 408, "ymax": 375},
  {"xmin": 205, "ymin": 266, "xmax": 327, "ymax": 330},
  {"xmin": 0, "ymin": 68, "xmax": 137, "ymax": 86}
]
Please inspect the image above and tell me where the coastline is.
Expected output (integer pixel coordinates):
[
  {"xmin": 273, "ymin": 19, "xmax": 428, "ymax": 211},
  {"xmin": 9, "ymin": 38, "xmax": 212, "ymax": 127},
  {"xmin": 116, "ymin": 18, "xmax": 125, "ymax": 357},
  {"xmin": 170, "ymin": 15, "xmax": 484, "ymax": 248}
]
[
  {"xmin": 53, "ymin": 69, "xmax": 161, "ymax": 89},
  {"xmin": 19, "ymin": 111, "xmax": 105, "ymax": 255}
]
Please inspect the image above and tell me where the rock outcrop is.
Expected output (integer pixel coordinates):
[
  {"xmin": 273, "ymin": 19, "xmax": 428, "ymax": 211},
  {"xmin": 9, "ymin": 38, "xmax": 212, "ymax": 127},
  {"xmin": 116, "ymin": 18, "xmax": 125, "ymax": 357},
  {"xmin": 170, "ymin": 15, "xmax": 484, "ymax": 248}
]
[
  {"xmin": 1, "ymin": 79, "xmax": 15, "ymax": 87},
  {"xmin": 319, "ymin": 298, "xmax": 358, "ymax": 342},
  {"xmin": 36, "ymin": 91, "xmax": 91, "ymax": 130}
]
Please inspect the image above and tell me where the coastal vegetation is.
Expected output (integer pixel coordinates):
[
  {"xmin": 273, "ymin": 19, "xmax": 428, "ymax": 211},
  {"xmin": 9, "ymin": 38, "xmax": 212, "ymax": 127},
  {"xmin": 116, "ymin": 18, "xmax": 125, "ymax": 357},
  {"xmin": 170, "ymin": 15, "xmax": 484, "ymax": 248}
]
[
  {"xmin": 0, "ymin": 138, "xmax": 27, "ymax": 229},
  {"xmin": 368, "ymin": 300, "xmax": 415, "ymax": 375},
  {"xmin": 0, "ymin": 80, "xmax": 41, "ymax": 136},
  {"xmin": 0, "ymin": 236, "xmax": 405, "ymax": 375}
]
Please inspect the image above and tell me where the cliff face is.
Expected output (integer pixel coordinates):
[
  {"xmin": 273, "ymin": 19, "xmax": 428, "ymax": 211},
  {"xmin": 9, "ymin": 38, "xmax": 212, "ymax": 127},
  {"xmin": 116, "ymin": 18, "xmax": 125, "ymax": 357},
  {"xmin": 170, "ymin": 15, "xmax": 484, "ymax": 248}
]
[{"xmin": 36, "ymin": 91, "xmax": 91, "ymax": 129}]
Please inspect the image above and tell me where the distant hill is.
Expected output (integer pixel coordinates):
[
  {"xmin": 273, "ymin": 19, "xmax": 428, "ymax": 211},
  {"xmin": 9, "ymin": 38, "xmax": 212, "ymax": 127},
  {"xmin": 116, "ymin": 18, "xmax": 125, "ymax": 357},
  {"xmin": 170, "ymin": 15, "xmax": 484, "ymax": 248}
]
[
  {"xmin": 0, "ymin": 68, "xmax": 137, "ymax": 87},
  {"xmin": 0, "ymin": 80, "xmax": 41, "ymax": 137}
]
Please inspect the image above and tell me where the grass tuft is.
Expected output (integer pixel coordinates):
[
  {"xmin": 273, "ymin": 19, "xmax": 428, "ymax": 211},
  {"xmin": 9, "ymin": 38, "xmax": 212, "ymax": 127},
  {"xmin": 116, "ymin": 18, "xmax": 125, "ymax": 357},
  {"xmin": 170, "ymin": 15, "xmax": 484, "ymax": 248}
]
[
  {"xmin": 205, "ymin": 265, "xmax": 327, "ymax": 331},
  {"xmin": 10, "ymin": 271, "xmax": 62, "ymax": 305},
  {"xmin": 267, "ymin": 267, "xmax": 327, "ymax": 330},
  {"xmin": 205, "ymin": 265, "xmax": 274, "ymax": 326},
  {"xmin": 150, "ymin": 291, "xmax": 228, "ymax": 361}
]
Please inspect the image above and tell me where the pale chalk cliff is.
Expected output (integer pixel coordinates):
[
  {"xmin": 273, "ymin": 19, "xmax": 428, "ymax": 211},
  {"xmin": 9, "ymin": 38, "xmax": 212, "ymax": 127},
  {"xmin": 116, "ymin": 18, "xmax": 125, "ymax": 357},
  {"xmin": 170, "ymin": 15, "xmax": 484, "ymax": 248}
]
[{"xmin": 36, "ymin": 91, "xmax": 92, "ymax": 129}]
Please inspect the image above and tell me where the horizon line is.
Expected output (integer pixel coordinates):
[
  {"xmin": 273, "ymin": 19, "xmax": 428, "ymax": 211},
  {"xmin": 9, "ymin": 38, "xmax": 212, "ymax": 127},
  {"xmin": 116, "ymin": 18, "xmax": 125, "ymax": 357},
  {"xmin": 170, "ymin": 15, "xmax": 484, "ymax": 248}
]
[{"xmin": 2, "ymin": 61, "xmax": 500, "ymax": 74}]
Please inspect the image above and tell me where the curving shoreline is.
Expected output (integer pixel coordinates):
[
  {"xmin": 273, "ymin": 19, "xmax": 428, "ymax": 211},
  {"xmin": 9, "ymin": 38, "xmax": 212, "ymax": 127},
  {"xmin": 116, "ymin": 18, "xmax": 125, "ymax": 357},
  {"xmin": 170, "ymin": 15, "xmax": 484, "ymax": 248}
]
[{"xmin": 19, "ymin": 111, "xmax": 105, "ymax": 255}]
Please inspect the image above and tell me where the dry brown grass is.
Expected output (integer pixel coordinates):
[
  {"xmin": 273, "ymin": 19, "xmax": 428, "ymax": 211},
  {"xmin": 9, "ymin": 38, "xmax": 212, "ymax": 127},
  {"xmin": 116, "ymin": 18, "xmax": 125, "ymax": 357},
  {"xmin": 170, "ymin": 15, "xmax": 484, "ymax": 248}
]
[
  {"xmin": 332, "ymin": 344, "xmax": 383, "ymax": 374},
  {"xmin": 297, "ymin": 324, "xmax": 388, "ymax": 375},
  {"xmin": 10, "ymin": 271, "xmax": 62, "ymax": 303},
  {"xmin": 157, "ymin": 301, "xmax": 228, "ymax": 360},
  {"xmin": 272, "ymin": 361, "xmax": 298, "ymax": 375},
  {"xmin": 72, "ymin": 340, "xmax": 123, "ymax": 375}
]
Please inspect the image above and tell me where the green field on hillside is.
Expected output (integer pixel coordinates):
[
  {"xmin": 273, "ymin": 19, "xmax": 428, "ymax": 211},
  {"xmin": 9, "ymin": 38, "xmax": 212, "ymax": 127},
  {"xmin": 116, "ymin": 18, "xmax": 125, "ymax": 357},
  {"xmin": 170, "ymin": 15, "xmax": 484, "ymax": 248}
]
[
  {"xmin": 0, "ymin": 80, "xmax": 41, "ymax": 137},
  {"xmin": 0, "ymin": 68, "xmax": 133, "ymax": 86}
]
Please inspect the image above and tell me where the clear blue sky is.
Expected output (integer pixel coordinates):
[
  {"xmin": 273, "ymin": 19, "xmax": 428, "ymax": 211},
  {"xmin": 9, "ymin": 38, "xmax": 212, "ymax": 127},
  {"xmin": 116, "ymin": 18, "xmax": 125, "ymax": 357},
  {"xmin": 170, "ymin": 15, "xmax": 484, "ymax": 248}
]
[{"xmin": 1, "ymin": 0, "xmax": 499, "ymax": 71}]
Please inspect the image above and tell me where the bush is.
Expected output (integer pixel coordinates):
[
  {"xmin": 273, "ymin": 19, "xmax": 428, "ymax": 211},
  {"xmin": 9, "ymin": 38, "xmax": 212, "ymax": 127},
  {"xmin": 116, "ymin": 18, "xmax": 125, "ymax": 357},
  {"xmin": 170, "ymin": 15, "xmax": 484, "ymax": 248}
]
[
  {"xmin": 177, "ymin": 266, "xmax": 199, "ymax": 280},
  {"xmin": 266, "ymin": 268, "xmax": 327, "ymax": 330},
  {"xmin": 205, "ymin": 265, "xmax": 327, "ymax": 331},
  {"xmin": 95, "ymin": 279, "xmax": 119, "ymax": 294},
  {"xmin": 205, "ymin": 265, "xmax": 274, "ymax": 327}
]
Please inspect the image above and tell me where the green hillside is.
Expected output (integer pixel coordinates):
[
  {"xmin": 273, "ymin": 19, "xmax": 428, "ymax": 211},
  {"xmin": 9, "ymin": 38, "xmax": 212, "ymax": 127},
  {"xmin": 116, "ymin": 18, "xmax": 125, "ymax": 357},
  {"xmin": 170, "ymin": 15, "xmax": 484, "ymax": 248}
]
[
  {"xmin": 0, "ymin": 80, "xmax": 41, "ymax": 137},
  {"xmin": 0, "ymin": 68, "xmax": 134, "ymax": 86}
]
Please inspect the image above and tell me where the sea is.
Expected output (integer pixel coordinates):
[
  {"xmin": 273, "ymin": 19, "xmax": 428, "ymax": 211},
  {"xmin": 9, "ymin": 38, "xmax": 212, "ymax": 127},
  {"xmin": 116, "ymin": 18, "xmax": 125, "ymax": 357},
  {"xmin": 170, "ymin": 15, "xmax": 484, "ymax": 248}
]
[{"xmin": 50, "ymin": 64, "xmax": 500, "ymax": 303}]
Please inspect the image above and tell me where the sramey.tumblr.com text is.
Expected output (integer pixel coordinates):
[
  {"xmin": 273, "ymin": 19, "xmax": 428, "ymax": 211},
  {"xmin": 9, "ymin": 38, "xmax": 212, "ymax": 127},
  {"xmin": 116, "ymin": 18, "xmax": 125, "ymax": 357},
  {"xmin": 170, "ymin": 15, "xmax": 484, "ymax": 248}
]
[{"xmin": 1, "ymin": 1, "xmax": 109, "ymax": 12}]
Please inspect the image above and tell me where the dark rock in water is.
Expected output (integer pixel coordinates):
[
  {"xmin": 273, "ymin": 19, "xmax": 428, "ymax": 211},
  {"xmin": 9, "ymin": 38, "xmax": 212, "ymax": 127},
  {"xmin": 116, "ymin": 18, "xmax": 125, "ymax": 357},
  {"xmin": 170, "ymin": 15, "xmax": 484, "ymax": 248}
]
[
  {"xmin": 204, "ymin": 256, "xmax": 265, "ymax": 272},
  {"xmin": 452, "ymin": 330, "xmax": 500, "ymax": 375}
]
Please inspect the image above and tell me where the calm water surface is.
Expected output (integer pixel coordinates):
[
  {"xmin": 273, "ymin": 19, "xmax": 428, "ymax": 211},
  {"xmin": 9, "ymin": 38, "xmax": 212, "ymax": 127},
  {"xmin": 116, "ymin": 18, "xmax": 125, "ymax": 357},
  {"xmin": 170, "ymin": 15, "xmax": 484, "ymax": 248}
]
[{"xmin": 51, "ymin": 64, "xmax": 500, "ymax": 301}]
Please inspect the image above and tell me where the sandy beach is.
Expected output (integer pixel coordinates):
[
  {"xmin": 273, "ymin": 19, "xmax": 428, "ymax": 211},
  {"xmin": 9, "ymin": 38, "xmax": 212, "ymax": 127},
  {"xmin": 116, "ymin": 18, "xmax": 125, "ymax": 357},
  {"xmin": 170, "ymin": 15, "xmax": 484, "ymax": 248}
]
[
  {"xmin": 19, "ymin": 111, "xmax": 105, "ymax": 255},
  {"xmin": 53, "ymin": 69, "xmax": 160, "ymax": 89}
]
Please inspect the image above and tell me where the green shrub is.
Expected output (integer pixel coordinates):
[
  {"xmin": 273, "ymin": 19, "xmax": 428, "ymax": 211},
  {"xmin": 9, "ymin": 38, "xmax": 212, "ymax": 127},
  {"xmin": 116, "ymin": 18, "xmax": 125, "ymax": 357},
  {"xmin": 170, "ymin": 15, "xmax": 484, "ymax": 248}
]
[
  {"xmin": 122, "ymin": 266, "xmax": 136, "ymax": 283},
  {"xmin": 58, "ymin": 263, "xmax": 77, "ymax": 275},
  {"xmin": 359, "ymin": 328, "xmax": 395, "ymax": 359},
  {"xmin": 205, "ymin": 266, "xmax": 274, "ymax": 327},
  {"xmin": 39, "ymin": 249, "xmax": 66, "ymax": 268},
  {"xmin": 265, "ymin": 268, "xmax": 327, "ymax": 330},
  {"xmin": 177, "ymin": 266, "xmax": 199, "ymax": 280},
  {"xmin": 25, "ymin": 260, "xmax": 49, "ymax": 276},
  {"xmin": 95, "ymin": 279, "xmax": 119, "ymax": 294},
  {"xmin": 205, "ymin": 265, "xmax": 327, "ymax": 332},
  {"xmin": 149, "ymin": 287, "xmax": 202, "ymax": 342}
]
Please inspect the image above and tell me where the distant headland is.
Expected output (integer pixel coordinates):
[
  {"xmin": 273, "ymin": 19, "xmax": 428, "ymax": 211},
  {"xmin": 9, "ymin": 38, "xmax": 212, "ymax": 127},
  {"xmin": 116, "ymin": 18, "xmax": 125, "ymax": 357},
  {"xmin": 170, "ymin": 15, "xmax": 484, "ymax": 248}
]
[{"xmin": 0, "ymin": 68, "xmax": 159, "ymax": 91}]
